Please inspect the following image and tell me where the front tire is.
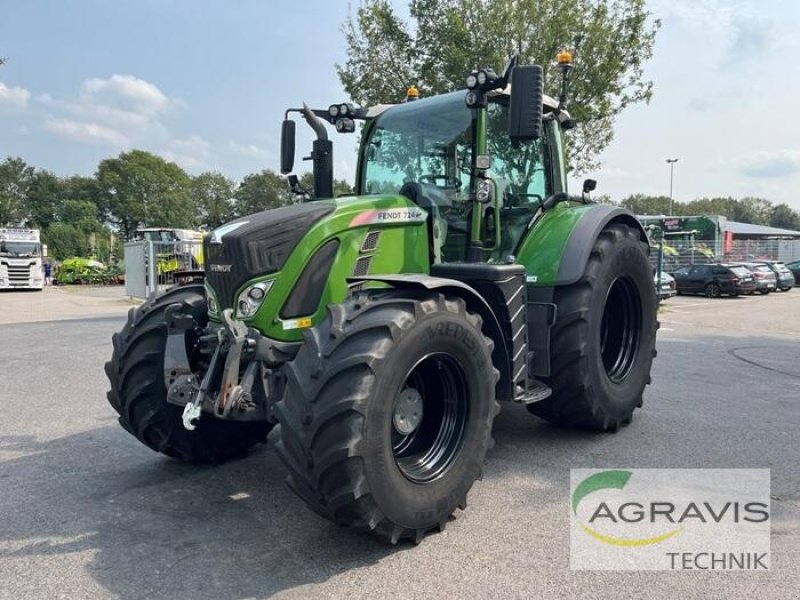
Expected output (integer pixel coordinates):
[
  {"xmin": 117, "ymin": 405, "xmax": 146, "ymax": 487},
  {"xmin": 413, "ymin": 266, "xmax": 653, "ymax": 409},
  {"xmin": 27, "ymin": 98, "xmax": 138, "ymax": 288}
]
[
  {"xmin": 705, "ymin": 283, "xmax": 721, "ymax": 298},
  {"xmin": 105, "ymin": 284, "xmax": 269, "ymax": 462},
  {"xmin": 527, "ymin": 223, "xmax": 657, "ymax": 431},
  {"xmin": 272, "ymin": 291, "xmax": 498, "ymax": 544}
]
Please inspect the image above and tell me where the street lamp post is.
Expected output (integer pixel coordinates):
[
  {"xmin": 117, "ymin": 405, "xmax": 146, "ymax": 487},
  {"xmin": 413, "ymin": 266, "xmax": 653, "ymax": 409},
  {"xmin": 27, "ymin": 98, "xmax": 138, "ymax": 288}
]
[{"xmin": 666, "ymin": 158, "xmax": 679, "ymax": 215}]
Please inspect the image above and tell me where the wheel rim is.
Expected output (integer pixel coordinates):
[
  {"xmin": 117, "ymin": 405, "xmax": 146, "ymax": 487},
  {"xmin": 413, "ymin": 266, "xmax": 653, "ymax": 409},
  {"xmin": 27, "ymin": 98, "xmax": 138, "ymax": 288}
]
[
  {"xmin": 392, "ymin": 353, "xmax": 469, "ymax": 484},
  {"xmin": 600, "ymin": 276, "xmax": 643, "ymax": 384},
  {"xmin": 707, "ymin": 284, "xmax": 719, "ymax": 297}
]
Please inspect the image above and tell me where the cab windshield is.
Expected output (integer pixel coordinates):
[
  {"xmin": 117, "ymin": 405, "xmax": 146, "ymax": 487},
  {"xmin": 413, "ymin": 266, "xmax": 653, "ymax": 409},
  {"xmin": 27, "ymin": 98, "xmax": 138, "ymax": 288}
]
[
  {"xmin": 362, "ymin": 91, "xmax": 552, "ymax": 260},
  {"xmin": 0, "ymin": 241, "xmax": 41, "ymax": 257},
  {"xmin": 137, "ymin": 231, "xmax": 178, "ymax": 242}
]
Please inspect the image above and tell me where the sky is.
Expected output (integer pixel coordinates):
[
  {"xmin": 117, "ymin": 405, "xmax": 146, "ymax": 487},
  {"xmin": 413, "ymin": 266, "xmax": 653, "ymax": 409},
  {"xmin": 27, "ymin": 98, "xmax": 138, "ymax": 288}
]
[{"xmin": 1, "ymin": 0, "xmax": 799, "ymax": 210}]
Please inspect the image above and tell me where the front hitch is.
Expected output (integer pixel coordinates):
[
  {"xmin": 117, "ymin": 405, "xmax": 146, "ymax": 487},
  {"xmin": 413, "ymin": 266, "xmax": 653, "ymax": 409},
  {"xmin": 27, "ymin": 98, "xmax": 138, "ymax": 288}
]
[{"xmin": 164, "ymin": 304, "xmax": 297, "ymax": 431}]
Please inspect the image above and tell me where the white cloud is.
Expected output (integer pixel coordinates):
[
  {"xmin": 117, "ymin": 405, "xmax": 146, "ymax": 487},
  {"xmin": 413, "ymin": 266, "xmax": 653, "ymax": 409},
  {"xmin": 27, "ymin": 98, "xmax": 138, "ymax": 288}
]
[
  {"xmin": 738, "ymin": 150, "xmax": 800, "ymax": 179},
  {"xmin": 0, "ymin": 82, "xmax": 31, "ymax": 108},
  {"xmin": 28, "ymin": 74, "xmax": 194, "ymax": 157},
  {"xmin": 228, "ymin": 140, "xmax": 269, "ymax": 159},
  {"xmin": 43, "ymin": 118, "xmax": 129, "ymax": 146},
  {"xmin": 81, "ymin": 74, "xmax": 174, "ymax": 116},
  {"xmin": 161, "ymin": 135, "xmax": 212, "ymax": 170}
]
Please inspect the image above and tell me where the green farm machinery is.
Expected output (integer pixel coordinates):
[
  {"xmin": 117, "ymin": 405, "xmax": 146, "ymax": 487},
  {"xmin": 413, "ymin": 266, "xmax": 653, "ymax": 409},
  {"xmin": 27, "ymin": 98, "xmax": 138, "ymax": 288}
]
[{"xmin": 106, "ymin": 53, "xmax": 657, "ymax": 544}]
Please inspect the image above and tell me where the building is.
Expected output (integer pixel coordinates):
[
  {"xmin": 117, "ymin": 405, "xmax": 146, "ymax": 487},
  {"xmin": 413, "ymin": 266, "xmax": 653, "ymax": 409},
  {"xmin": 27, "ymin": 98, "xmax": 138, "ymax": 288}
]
[{"xmin": 637, "ymin": 215, "xmax": 800, "ymax": 266}]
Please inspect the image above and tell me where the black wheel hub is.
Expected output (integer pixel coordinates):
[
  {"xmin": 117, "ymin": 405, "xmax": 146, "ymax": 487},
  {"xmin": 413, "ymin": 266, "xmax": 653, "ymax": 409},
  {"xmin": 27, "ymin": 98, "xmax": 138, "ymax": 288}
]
[
  {"xmin": 600, "ymin": 276, "xmax": 643, "ymax": 384},
  {"xmin": 392, "ymin": 353, "xmax": 469, "ymax": 484}
]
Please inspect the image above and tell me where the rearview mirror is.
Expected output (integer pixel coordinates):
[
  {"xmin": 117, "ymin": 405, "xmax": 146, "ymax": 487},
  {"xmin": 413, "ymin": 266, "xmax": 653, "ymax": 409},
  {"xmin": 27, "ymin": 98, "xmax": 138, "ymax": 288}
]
[
  {"xmin": 508, "ymin": 65, "xmax": 543, "ymax": 141},
  {"xmin": 280, "ymin": 119, "xmax": 296, "ymax": 174},
  {"xmin": 582, "ymin": 179, "xmax": 597, "ymax": 194}
]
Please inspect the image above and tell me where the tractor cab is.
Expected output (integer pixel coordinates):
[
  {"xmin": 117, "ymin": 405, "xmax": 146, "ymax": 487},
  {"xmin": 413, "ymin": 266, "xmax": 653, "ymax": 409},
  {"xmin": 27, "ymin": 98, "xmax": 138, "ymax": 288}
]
[{"xmin": 356, "ymin": 88, "xmax": 569, "ymax": 263}]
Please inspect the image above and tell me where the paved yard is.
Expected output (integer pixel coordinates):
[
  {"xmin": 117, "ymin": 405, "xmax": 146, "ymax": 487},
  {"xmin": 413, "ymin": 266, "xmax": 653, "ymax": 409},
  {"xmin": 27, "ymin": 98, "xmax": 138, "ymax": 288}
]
[
  {"xmin": 0, "ymin": 286, "xmax": 134, "ymax": 325},
  {"xmin": 0, "ymin": 288, "xmax": 798, "ymax": 599}
]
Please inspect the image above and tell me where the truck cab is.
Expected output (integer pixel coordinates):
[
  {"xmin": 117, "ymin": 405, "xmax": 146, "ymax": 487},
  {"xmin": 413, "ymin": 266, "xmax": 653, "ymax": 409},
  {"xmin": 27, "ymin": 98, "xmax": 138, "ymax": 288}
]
[{"xmin": 0, "ymin": 228, "xmax": 45, "ymax": 290}]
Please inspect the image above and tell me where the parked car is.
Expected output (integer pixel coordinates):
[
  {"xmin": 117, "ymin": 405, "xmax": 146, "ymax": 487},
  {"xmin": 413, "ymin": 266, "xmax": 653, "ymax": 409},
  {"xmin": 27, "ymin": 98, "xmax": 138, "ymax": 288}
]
[
  {"xmin": 654, "ymin": 270, "xmax": 676, "ymax": 302},
  {"xmin": 783, "ymin": 259, "xmax": 800, "ymax": 285},
  {"xmin": 756, "ymin": 261, "xmax": 794, "ymax": 292},
  {"xmin": 737, "ymin": 263, "xmax": 777, "ymax": 295},
  {"xmin": 671, "ymin": 264, "xmax": 756, "ymax": 298}
]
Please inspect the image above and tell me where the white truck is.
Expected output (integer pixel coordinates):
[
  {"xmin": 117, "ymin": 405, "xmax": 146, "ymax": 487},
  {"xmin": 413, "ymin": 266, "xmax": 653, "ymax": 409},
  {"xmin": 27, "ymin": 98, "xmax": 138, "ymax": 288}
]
[{"xmin": 0, "ymin": 228, "xmax": 45, "ymax": 290}]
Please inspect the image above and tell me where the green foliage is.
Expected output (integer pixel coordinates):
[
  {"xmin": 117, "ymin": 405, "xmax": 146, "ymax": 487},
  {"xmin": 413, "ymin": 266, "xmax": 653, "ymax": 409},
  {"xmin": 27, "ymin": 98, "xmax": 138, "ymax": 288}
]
[
  {"xmin": 620, "ymin": 193, "xmax": 672, "ymax": 215},
  {"xmin": 26, "ymin": 170, "xmax": 61, "ymax": 229},
  {"xmin": 96, "ymin": 150, "xmax": 195, "ymax": 239},
  {"xmin": 234, "ymin": 170, "xmax": 292, "ymax": 216},
  {"xmin": 338, "ymin": 0, "xmax": 660, "ymax": 172},
  {"xmin": 0, "ymin": 156, "xmax": 34, "ymax": 226},
  {"xmin": 192, "ymin": 171, "xmax": 235, "ymax": 229},
  {"xmin": 45, "ymin": 223, "xmax": 88, "ymax": 260},
  {"xmin": 770, "ymin": 203, "xmax": 800, "ymax": 230},
  {"xmin": 618, "ymin": 193, "xmax": 800, "ymax": 229},
  {"xmin": 298, "ymin": 173, "xmax": 355, "ymax": 199},
  {"xmin": 60, "ymin": 175, "xmax": 105, "ymax": 221},
  {"xmin": 55, "ymin": 257, "xmax": 122, "ymax": 285}
]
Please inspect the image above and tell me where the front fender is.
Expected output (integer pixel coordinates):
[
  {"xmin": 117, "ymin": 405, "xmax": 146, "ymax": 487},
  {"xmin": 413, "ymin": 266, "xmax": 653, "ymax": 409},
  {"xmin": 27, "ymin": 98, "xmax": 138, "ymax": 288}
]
[{"xmin": 349, "ymin": 273, "xmax": 515, "ymax": 402}]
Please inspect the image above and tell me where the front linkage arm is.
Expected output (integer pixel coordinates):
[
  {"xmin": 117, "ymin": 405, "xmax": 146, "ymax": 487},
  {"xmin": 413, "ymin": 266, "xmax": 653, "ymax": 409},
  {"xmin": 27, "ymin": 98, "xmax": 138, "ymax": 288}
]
[{"xmin": 162, "ymin": 304, "xmax": 275, "ymax": 431}]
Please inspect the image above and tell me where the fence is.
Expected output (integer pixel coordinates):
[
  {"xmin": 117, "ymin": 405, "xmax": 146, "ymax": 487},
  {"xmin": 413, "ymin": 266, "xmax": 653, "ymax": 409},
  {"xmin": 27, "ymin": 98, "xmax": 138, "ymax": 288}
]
[
  {"xmin": 124, "ymin": 240, "xmax": 204, "ymax": 298},
  {"xmin": 651, "ymin": 239, "xmax": 800, "ymax": 272}
]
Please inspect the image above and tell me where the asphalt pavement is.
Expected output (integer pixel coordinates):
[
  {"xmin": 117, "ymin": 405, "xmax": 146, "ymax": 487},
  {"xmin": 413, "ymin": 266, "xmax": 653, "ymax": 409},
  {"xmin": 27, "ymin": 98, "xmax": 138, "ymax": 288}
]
[{"xmin": 0, "ymin": 291, "xmax": 798, "ymax": 599}]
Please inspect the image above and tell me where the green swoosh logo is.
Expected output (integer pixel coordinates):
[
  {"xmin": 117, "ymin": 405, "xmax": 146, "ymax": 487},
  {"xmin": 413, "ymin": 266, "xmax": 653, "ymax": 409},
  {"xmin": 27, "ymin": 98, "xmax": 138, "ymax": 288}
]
[{"xmin": 572, "ymin": 470, "xmax": 632, "ymax": 515}]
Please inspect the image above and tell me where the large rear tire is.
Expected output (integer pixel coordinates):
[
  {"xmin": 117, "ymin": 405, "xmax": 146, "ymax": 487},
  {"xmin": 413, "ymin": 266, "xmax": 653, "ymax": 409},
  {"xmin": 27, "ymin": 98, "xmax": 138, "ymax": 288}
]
[
  {"xmin": 271, "ymin": 291, "xmax": 498, "ymax": 544},
  {"xmin": 105, "ymin": 284, "xmax": 269, "ymax": 462},
  {"xmin": 527, "ymin": 223, "xmax": 657, "ymax": 431}
]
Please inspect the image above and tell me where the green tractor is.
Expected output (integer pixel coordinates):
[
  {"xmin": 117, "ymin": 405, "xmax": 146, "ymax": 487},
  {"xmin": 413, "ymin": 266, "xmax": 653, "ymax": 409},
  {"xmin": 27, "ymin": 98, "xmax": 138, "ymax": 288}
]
[{"xmin": 106, "ymin": 54, "xmax": 657, "ymax": 544}]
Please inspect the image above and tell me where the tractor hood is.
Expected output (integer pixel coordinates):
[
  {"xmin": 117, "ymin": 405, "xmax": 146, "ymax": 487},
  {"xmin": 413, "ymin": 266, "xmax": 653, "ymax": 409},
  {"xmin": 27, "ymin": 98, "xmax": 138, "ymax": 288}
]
[
  {"xmin": 204, "ymin": 202, "xmax": 335, "ymax": 309},
  {"xmin": 204, "ymin": 194, "xmax": 431, "ymax": 342}
]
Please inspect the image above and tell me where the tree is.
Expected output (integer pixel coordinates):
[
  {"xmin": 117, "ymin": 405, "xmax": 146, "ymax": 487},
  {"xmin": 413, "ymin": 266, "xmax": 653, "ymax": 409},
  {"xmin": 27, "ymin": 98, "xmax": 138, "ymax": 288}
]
[
  {"xmin": 192, "ymin": 172, "xmax": 235, "ymax": 229},
  {"xmin": 619, "ymin": 194, "xmax": 672, "ymax": 215},
  {"xmin": 58, "ymin": 199, "xmax": 103, "ymax": 234},
  {"xmin": 59, "ymin": 175, "xmax": 105, "ymax": 222},
  {"xmin": 727, "ymin": 197, "xmax": 771, "ymax": 226},
  {"xmin": 24, "ymin": 170, "xmax": 61, "ymax": 230},
  {"xmin": 234, "ymin": 170, "xmax": 291, "ymax": 217},
  {"xmin": 338, "ymin": 0, "xmax": 660, "ymax": 172},
  {"xmin": 769, "ymin": 203, "xmax": 800, "ymax": 231},
  {"xmin": 96, "ymin": 150, "xmax": 195, "ymax": 239},
  {"xmin": 298, "ymin": 172, "xmax": 355, "ymax": 199},
  {"xmin": 44, "ymin": 222, "xmax": 87, "ymax": 260},
  {"xmin": 0, "ymin": 157, "xmax": 33, "ymax": 226}
]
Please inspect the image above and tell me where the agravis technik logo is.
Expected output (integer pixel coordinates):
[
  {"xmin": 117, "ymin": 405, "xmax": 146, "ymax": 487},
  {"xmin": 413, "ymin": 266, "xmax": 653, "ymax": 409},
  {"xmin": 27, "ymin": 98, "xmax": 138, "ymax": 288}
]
[
  {"xmin": 570, "ymin": 469, "xmax": 770, "ymax": 571},
  {"xmin": 572, "ymin": 470, "xmax": 683, "ymax": 547}
]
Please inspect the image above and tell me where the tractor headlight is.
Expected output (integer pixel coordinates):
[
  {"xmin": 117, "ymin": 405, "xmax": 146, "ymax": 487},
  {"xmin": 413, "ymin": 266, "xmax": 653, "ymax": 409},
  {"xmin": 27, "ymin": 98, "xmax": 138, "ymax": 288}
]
[
  {"xmin": 205, "ymin": 281, "xmax": 220, "ymax": 316},
  {"xmin": 235, "ymin": 280, "xmax": 274, "ymax": 319},
  {"xmin": 328, "ymin": 104, "xmax": 339, "ymax": 118},
  {"xmin": 477, "ymin": 70, "xmax": 488, "ymax": 85},
  {"xmin": 466, "ymin": 73, "xmax": 478, "ymax": 89}
]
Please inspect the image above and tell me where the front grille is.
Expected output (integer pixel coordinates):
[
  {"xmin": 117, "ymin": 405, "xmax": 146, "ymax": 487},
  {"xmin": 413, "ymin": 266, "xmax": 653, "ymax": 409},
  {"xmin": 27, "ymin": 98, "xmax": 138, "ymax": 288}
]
[
  {"xmin": 204, "ymin": 202, "xmax": 335, "ymax": 309},
  {"xmin": 7, "ymin": 265, "xmax": 31, "ymax": 283}
]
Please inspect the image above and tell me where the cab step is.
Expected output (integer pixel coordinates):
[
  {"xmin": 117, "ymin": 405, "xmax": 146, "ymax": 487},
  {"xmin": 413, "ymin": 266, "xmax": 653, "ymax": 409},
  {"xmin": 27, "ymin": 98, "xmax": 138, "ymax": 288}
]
[{"xmin": 520, "ymin": 378, "xmax": 552, "ymax": 404}]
